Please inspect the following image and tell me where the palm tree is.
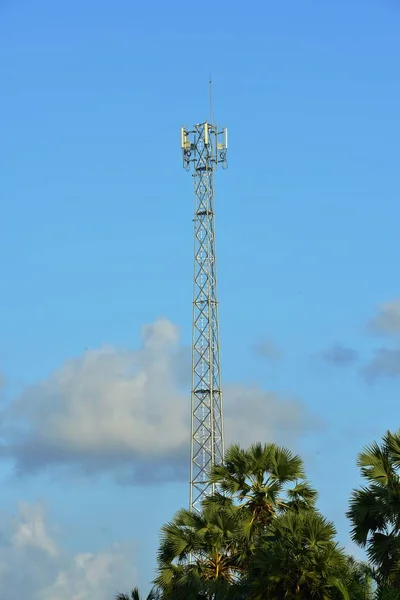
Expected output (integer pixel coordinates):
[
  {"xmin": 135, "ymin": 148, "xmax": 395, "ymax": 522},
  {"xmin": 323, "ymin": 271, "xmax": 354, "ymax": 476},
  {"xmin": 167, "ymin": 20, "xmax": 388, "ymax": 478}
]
[
  {"xmin": 245, "ymin": 509, "xmax": 350, "ymax": 600},
  {"xmin": 154, "ymin": 503, "xmax": 245, "ymax": 600},
  {"xmin": 207, "ymin": 442, "xmax": 317, "ymax": 538},
  {"xmin": 347, "ymin": 429, "xmax": 400, "ymax": 587},
  {"xmin": 154, "ymin": 443, "xmax": 324, "ymax": 599},
  {"xmin": 331, "ymin": 556, "xmax": 374, "ymax": 600},
  {"xmin": 115, "ymin": 586, "xmax": 161, "ymax": 600},
  {"xmin": 376, "ymin": 586, "xmax": 400, "ymax": 600}
]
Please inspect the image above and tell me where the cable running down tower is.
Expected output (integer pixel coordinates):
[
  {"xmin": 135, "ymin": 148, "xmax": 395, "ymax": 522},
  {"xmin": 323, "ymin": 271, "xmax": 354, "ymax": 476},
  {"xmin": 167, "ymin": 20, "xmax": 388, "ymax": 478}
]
[{"xmin": 181, "ymin": 110, "xmax": 228, "ymax": 514}]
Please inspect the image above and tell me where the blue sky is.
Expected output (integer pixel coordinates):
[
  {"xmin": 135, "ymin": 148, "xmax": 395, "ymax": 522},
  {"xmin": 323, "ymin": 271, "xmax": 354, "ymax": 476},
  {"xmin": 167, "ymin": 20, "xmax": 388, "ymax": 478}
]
[{"xmin": 1, "ymin": 0, "xmax": 400, "ymax": 597}]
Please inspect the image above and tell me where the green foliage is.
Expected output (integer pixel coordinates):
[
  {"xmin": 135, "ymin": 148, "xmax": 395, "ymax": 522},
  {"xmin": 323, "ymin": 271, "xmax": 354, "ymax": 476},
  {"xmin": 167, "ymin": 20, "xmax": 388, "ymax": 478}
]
[
  {"xmin": 376, "ymin": 586, "xmax": 400, "ymax": 600},
  {"xmin": 347, "ymin": 430, "xmax": 400, "ymax": 587},
  {"xmin": 244, "ymin": 509, "xmax": 350, "ymax": 600},
  {"xmin": 115, "ymin": 586, "xmax": 161, "ymax": 600},
  {"xmin": 154, "ymin": 442, "xmax": 351, "ymax": 600},
  {"xmin": 116, "ymin": 436, "xmax": 400, "ymax": 600},
  {"xmin": 330, "ymin": 556, "xmax": 374, "ymax": 600},
  {"xmin": 154, "ymin": 502, "xmax": 245, "ymax": 599},
  {"xmin": 207, "ymin": 442, "xmax": 317, "ymax": 546},
  {"xmin": 209, "ymin": 442, "xmax": 317, "ymax": 514}
]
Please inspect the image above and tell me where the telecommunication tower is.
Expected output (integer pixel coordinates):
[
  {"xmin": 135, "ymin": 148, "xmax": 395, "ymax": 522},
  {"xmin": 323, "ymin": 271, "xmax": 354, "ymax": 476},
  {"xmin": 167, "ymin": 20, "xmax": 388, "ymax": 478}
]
[{"xmin": 181, "ymin": 96, "xmax": 228, "ymax": 513}]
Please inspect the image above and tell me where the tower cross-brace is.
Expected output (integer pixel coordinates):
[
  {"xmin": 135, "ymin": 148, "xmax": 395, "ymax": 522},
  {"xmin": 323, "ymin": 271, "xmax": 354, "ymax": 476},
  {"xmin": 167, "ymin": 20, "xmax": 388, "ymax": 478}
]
[{"xmin": 181, "ymin": 119, "xmax": 228, "ymax": 513}]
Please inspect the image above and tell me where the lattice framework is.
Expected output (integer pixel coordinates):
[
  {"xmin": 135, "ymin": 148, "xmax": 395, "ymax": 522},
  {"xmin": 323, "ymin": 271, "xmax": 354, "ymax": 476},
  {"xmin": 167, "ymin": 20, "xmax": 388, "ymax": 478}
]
[{"xmin": 181, "ymin": 121, "xmax": 228, "ymax": 513}]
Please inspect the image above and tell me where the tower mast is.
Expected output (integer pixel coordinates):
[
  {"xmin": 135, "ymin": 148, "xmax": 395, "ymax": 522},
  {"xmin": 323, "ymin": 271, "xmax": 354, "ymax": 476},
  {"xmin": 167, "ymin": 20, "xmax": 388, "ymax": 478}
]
[{"xmin": 181, "ymin": 97, "xmax": 228, "ymax": 514}]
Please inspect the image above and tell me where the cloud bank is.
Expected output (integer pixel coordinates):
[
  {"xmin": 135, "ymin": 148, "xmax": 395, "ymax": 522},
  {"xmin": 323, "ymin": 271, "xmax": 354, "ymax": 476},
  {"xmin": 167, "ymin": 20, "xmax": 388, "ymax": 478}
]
[
  {"xmin": 251, "ymin": 337, "xmax": 282, "ymax": 361},
  {"xmin": 368, "ymin": 299, "xmax": 400, "ymax": 335},
  {"xmin": 362, "ymin": 300, "xmax": 400, "ymax": 382},
  {"xmin": 318, "ymin": 343, "xmax": 359, "ymax": 367},
  {"xmin": 0, "ymin": 319, "xmax": 319, "ymax": 483},
  {"xmin": 0, "ymin": 502, "xmax": 136, "ymax": 600},
  {"xmin": 362, "ymin": 347, "xmax": 400, "ymax": 382}
]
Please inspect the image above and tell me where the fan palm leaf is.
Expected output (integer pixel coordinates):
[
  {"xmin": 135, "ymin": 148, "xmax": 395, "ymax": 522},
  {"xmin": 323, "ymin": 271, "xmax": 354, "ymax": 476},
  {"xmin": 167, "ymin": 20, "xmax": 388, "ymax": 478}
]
[
  {"xmin": 347, "ymin": 430, "xmax": 400, "ymax": 586},
  {"xmin": 245, "ymin": 510, "xmax": 349, "ymax": 600},
  {"xmin": 209, "ymin": 442, "xmax": 316, "ymax": 533},
  {"xmin": 115, "ymin": 587, "xmax": 161, "ymax": 600}
]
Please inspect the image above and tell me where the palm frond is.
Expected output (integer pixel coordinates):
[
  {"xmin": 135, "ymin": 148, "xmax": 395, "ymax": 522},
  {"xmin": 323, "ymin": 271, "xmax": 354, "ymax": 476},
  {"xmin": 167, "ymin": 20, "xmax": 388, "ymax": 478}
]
[
  {"xmin": 329, "ymin": 576, "xmax": 350, "ymax": 600},
  {"xmin": 347, "ymin": 486, "xmax": 388, "ymax": 545},
  {"xmin": 349, "ymin": 430, "xmax": 400, "ymax": 587},
  {"xmin": 285, "ymin": 480, "xmax": 318, "ymax": 511},
  {"xmin": 115, "ymin": 588, "xmax": 140, "ymax": 600},
  {"xmin": 385, "ymin": 429, "xmax": 400, "ymax": 471},
  {"xmin": 269, "ymin": 445, "xmax": 305, "ymax": 481}
]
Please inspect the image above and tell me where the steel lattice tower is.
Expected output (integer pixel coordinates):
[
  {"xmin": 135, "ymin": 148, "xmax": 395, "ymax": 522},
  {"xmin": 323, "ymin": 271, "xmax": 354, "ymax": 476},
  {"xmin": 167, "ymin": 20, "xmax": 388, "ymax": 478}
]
[{"xmin": 181, "ymin": 113, "xmax": 228, "ymax": 513}]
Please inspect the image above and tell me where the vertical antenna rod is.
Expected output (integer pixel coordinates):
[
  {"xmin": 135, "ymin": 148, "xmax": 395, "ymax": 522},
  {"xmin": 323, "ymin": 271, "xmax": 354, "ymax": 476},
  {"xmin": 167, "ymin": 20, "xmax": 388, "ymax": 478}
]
[
  {"xmin": 209, "ymin": 79, "xmax": 213, "ymax": 124},
  {"xmin": 181, "ymin": 97, "xmax": 228, "ymax": 513}
]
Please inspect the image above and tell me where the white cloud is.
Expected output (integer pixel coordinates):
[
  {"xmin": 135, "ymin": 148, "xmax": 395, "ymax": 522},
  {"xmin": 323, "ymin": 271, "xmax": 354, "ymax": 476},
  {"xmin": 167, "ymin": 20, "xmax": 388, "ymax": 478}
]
[
  {"xmin": 368, "ymin": 299, "xmax": 400, "ymax": 335},
  {"xmin": 11, "ymin": 502, "xmax": 58, "ymax": 557},
  {"xmin": 0, "ymin": 318, "xmax": 188, "ymax": 481},
  {"xmin": 0, "ymin": 502, "xmax": 137, "ymax": 600},
  {"xmin": 225, "ymin": 383, "xmax": 322, "ymax": 449},
  {"xmin": 0, "ymin": 318, "xmax": 319, "ymax": 482}
]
